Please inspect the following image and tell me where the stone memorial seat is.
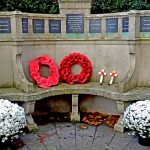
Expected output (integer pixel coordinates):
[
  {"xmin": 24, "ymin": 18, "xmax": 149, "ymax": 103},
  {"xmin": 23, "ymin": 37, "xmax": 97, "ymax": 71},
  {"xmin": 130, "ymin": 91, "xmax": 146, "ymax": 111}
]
[{"xmin": 1, "ymin": 82, "xmax": 150, "ymax": 133}]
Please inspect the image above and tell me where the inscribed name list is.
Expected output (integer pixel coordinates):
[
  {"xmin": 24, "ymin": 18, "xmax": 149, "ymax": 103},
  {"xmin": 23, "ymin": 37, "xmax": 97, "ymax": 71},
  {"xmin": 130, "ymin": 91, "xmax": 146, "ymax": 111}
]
[{"xmin": 66, "ymin": 14, "xmax": 84, "ymax": 33}]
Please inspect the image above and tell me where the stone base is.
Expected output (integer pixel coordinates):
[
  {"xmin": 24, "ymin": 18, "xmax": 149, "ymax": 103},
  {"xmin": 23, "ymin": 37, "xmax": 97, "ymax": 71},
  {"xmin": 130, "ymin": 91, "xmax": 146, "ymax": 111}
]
[
  {"xmin": 114, "ymin": 116, "xmax": 124, "ymax": 133},
  {"xmin": 22, "ymin": 102, "xmax": 38, "ymax": 132},
  {"xmin": 71, "ymin": 112, "xmax": 80, "ymax": 122},
  {"xmin": 26, "ymin": 123, "xmax": 38, "ymax": 132}
]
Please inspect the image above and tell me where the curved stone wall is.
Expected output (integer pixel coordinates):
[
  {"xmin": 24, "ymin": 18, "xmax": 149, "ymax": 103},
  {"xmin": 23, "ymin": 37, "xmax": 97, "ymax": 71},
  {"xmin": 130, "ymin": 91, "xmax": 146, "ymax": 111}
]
[{"xmin": 0, "ymin": 1, "xmax": 150, "ymax": 92}]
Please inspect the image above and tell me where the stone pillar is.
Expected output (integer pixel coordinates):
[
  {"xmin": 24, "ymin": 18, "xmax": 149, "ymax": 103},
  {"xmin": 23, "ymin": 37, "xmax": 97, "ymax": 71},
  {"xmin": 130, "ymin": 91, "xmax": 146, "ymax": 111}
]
[
  {"xmin": 118, "ymin": 17, "xmax": 122, "ymax": 38},
  {"xmin": 22, "ymin": 102, "xmax": 38, "ymax": 132},
  {"xmin": 58, "ymin": 0, "xmax": 92, "ymax": 15},
  {"xmin": 71, "ymin": 94, "xmax": 80, "ymax": 121},
  {"xmin": 118, "ymin": 10, "xmax": 140, "ymax": 92},
  {"xmin": 114, "ymin": 101, "xmax": 131, "ymax": 132},
  {"xmin": 11, "ymin": 11, "xmax": 22, "ymax": 40},
  {"xmin": 28, "ymin": 17, "xmax": 33, "ymax": 36},
  {"xmin": 45, "ymin": 19, "xmax": 49, "ymax": 33},
  {"xmin": 101, "ymin": 16, "xmax": 106, "ymax": 39},
  {"xmin": 128, "ymin": 10, "xmax": 140, "ymax": 39},
  {"xmin": 13, "ymin": 46, "xmax": 34, "ymax": 93},
  {"xmin": 61, "ymin": 16, "xmax": 66, "ymax": 35},
  {"xmin": 11, "ymin": 11, "xmax": 34, "ymax": 92}
]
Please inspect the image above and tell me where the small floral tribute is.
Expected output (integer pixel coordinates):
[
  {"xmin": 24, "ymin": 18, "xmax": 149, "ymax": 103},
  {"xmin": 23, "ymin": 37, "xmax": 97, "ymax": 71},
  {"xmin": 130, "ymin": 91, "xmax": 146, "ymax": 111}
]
[
  {"xmin": 0, "ymin": 99, "xmax": 26, "ymax": 143},
  {"xmin": 29, "ymin": 55, "xmax": 59, "ymax": 88},
  {"xmin": 109, "ymin": 70, "xmax": 117, "ymax": 85},
  {"xmin": 122, "ymin": 100, "xmax": 150, "ymax": 139},
  {"xmin": 60, "ymin": 53, "xmax": 92, "ymax": 84},
  {"xmin": 98, "ymin": 69, "xmax": 106, "ymax": 85}
]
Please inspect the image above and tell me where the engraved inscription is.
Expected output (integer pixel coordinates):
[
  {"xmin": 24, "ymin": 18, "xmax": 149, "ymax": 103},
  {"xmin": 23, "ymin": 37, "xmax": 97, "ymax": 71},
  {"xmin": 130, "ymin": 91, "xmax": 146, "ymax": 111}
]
[
  {"xmin": 140, "ymin": 16, "xmax": 150, "ymax": 32},
  {"xmin": 22, "ymin": 18, "xmax": 28, "ymax": 33},
  {"xmin": 106, "ymin": 18, "xmax": 118, "ymax": 33},
  {"xmin": 122, "ymin": 17, "xmax": 129, "ymax": 32},
  {"xmin": 66, "ymin": 14, "xmax": 84, "ymax": 33},
  {"xmin": 49, "ymin": 20, "xmax": 61, "ymax": 33},
  {"xmin": 33, "ymin": 19, "xmax": 44, "ymax": 33},
  {"xmin": 0, "ymin": 18, "xmax": 11, "ymax": 33},
  {"xmin": 89, "ymin": 19, "xmax": 101, "ymax": 33}
]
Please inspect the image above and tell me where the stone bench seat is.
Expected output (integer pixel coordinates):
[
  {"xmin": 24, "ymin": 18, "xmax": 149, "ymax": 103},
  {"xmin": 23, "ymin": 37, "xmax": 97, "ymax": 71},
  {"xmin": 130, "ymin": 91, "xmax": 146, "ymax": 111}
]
[
  {"xmin": 0, "ymin": 82, "xmax": 150, "ymax": 102},
  {"xmin": 1, "ymin": 82, "xmax": 150, "ymax": 132}
]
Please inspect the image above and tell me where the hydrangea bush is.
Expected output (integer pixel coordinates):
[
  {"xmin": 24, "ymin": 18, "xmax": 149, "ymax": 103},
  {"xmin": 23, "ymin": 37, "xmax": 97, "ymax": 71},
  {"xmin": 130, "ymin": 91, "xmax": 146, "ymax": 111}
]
[
  {"xmin": 0, "ymin": 99, "xmax": 26, "ymax": 143},
  {"xmin": 122, "ymin": 100, "xmax": 150, "ymax": 138}
]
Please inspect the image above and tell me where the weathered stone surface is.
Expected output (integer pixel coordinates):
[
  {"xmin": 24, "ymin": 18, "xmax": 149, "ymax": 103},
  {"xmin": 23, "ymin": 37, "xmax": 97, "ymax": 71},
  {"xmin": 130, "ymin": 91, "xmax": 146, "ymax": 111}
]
[
  {"xmin": 20, "ymin": 133, "xmax": 46, "ymax": 150},
  {"xmin": 37, "ymin": 124, "xmax": 61, "ymax": 150},
  {"xmin": 2, "ymin": 83, "xmax": 150, "ymax": 102},
  {"xmin": 76, "ymin": 123, "xmax": 96, "ymax": 150},
  {"xmin": 91, "ymin": 125, "xmax": 115, "ymax": 150},
  {"xmin": 107, "ymin": 132, "xmax": 136, "ymax": 150},
  {"xmin": 55, "ymin": 122, "xmax": 76, "ymax": 150},
  {"xmin": 1, "ymin": 2, "xmax": 150, "ymax": 94},
  {"xmin": 2, "ymin": 82, "xmax": 150, "ymax": 133},
  {"xmin": 18, "ymin": 145, "xmax": 30, "ymax": 150},
  {"xmin": 125, "ymin": 137, "xmax": 150, "ymax": 150},
  {"xmin": 20, "ymin": 122, "xmax": 144, "ymax": 150}
]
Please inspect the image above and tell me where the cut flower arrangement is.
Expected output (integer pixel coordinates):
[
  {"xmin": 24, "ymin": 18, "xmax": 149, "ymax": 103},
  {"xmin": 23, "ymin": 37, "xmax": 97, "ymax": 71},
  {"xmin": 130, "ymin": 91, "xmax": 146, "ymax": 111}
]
[
  {"xmin": 122, "ymin": 100, "xmax": 150, "ymax": 145},
  {"xmin": 0, "ymin": 99, "xmax": 26, "ymax": 144}
]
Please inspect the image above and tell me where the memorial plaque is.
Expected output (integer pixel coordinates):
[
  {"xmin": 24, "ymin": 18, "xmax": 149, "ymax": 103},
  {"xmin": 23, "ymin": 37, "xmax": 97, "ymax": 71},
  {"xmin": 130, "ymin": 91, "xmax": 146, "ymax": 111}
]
[
  {"xmin": 22, "ymin": 18, "xmax": 28, "ymax": 33},
  {"xmin": 122, "ymin": 17, "xmax": 129, "ymax": 32},
  {"xmin": 89, "ymin": 19, "xmax": 101, "ymax": 33},
  {"xmin": 0, "ymin": 18, "xmax": 11, "ymax": 33},
  {"xmin": 106, "ymin": 18, "xmax": 118, "ymax": 33},
  {"xmin": 140, "ymin": 16, "xmax": 150, "ymax": 32},
  {"xmin": 49, "ymin": 20, "xmax": 61, "ymax": 33},
  {"xmin": 66, "ymin": 14, "xmax": 84, "ymax": 33},
  {"xmin": 33, "ymin": 19, "xmax": 44, "ymax": 33}
]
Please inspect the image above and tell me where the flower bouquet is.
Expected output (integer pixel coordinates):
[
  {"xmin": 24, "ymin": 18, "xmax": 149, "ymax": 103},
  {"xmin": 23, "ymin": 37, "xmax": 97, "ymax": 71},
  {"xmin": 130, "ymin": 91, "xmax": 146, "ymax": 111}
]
[
  {"xmin": 122, "ymin": 100, "xmax": 150, "ymax": 146},
  {"xmin": 0, "ymin": 99, "xmax": 26, "ymax": 149}
]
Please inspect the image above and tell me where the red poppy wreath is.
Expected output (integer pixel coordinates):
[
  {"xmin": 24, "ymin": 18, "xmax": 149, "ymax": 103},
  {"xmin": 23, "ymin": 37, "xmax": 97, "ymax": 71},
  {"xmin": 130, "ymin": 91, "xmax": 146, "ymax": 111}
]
[
  {"xmin": 29, "ymin": 55, "xmax": 59, "ymax": 88},
  {"xmin": 60, "ymin": 53, "xmax": 92, "ymax": 84}
]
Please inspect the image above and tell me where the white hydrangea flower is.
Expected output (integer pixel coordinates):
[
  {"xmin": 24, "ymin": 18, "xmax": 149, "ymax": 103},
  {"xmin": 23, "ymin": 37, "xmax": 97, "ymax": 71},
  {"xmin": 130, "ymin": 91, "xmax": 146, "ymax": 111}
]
[
  {"xmin": 122, "ymin": 100, "xmax": 150, "ymax": 138},
  {"xmin": 0, "ymin": 99, "xmax": 26, "ymax": 143}
]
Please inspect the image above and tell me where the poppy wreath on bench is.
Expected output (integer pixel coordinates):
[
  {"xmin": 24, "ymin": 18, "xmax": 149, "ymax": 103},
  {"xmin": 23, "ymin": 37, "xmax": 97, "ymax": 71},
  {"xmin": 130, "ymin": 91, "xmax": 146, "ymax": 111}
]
[
  {"xmin": 60, "ymin": 53, "xmax": 92, "ymax": 84},
  {"xmin": 29, "ymin": 55, "xmax": 59, "ymax": 88}
]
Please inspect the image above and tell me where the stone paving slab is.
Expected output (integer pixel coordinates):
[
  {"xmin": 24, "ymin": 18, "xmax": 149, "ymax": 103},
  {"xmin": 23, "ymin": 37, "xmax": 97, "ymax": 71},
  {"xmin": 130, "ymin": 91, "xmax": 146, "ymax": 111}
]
[
  {"xmin": 17, "ymin": 145, "xmax": 30, "ymax": 150},
  {"xmin": 37, "ymin": 123, "xmax": 59, "ymax": 150},
  {"xmin": 125, "ymin": 137, "xmax": 150, "ymax": 150},
  {"xmin": 91, "ymin": 125, "xmax": 115, "ymax": 150},
  {"xmin": 20, "ymin": 133, "xmax": 46, "ymax": 150},
  {"xmin": 55, "ymin": 123, "xmax": 76, "ymax": 150},
  {"xmin": 76, "ymin": 123, "xmax": 96, "ymax": 150},
  {"xmin": 19, "ymin": 122, "xmax": 150, "ymax": 150}
]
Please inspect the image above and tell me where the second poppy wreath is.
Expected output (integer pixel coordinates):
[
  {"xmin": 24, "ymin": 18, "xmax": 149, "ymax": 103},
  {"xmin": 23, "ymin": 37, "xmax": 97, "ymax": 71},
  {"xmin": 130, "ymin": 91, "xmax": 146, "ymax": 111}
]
[{"xmin": 59, "ymin": 53, "xmax": 93, "ymax": 84}]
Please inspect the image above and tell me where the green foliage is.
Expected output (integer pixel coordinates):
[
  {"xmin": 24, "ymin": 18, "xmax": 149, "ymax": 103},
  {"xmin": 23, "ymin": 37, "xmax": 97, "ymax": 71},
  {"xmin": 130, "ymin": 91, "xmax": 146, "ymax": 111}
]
[
  {"xmin": 0, "ymin": 0, "xmax": 59, "ymax": 14},
  {"xmin": 0, "ymin": 0, "xmax": 150, "ymax": 14},
  {"xmin": 91, "ymin": 0, "xmax": 150, "ymax": 14}
]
